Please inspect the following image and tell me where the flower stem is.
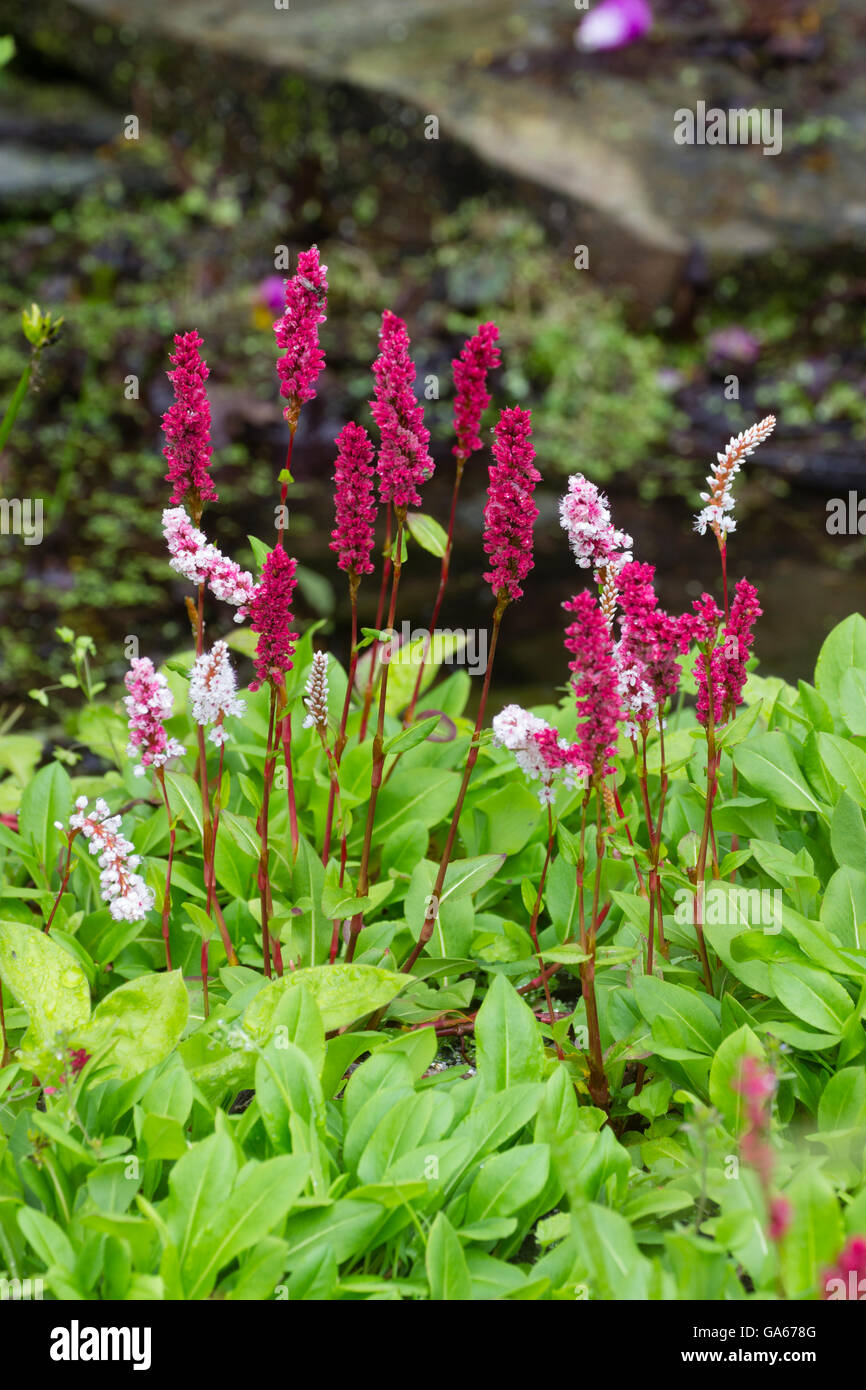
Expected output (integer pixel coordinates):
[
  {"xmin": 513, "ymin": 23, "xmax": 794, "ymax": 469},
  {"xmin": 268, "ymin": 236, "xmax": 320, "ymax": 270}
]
[
  {"xmin": 402, "ymin": 596, "xmax": 507, "ymax": 974},
  {"xmin": 346, "ymin": 512, "xmax": 406, "ymax": 962},
  {"xmin": 528, "ymin": 804, "xmax": 561, "ymax": 1058},
  {"xmin": 258, "ymin": 686, "xmax": 278, "ymax": 978},
  {"xmin": 359, "ymin": 510, "xmax": 392, "ymax": 740},
  {"xmin": 44, "ymin": 833, "xmax": 76, "ymax": 934},
  {"xmin": 324, "ymin": 577, "xmax": 359, "ymax": 865},
  {"xmin": 404, "ymin": 457, "xmax": 464, "ymax": 726},
  {"xmin": 155, "ymin": 769, "xmax": 175, "ymax": 970},
  {"xmin": 578, "ymin": 788, "xmax": 610, "ymax": 1110}
]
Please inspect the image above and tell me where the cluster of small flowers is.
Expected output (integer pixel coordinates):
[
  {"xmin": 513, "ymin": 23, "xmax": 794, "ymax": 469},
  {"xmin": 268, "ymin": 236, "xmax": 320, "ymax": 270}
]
[
  {"xmin": 274, "ymin": 246, "xmax": 329, "ymax": 427},
  {"xmin": 248, "ymin": 545, "xmax": 299, "ymax": 692},
  {"xmin": 189, "ymin": 641, "xmax": 246, "ymax": 745},
  {"xmin": 492, "ymin": 705, "xmax": 587, "ymax": 804},
  {"xmin": 162, "ymin": 330, "xmax": 217, "ymax": 508},
  {"xmin": 483, "ymin": 407, "xmax": 540, "ymax": 603},
  {"xmin": 330, "ymin": 422, "xmax": 377, "ymax": 577},
  {"xmin": 615, "ymin": 654, "xmax": 657, "ymax": 739},
  {"xmin": 683, "ymin": 583, "xmax": 762, "ymax": 725},
  {"xmin": 302, "ymin": 651, "xmax": 330, "ymax": 731},
  {"xmin": 694, "ymin": 415, "xmax": 776, "ymax": 541},
  {"xmin": 124, "ymin": 657, "xmax": 186, "ymax": 776},
  {"xmin": 371, "ymin": 310, "xmax": 434, "ymax": 510},
  {"xmin": 563, "ymin": 590, "xmax": 623, "ymax": 779},
  {"xmin": 452, "ymin": 322, "xmax": 501, "ymax": 460},
  {"xmin": 163, "ymin": 508, "xmax": 256, "ymax": 621},
  {"xmin": 613, "ymin": 561, "xmax": 690, "ymax": 733},
  {"xmin": 559, "ymin": 475, "xmax": 633, "ymax": 578},
  {"xmin": 57, "ymin": 797, "xmax": 155, "ymax": 923}
]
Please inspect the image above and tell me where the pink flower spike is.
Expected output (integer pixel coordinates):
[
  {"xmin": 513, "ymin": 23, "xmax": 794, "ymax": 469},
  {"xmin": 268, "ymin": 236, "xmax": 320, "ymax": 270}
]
[
  {"xmin": 719, "ymin": 578, "xmax": 762, "ymax": 715},
  {"xmin": 452, "ymin": 322, "xmax": 501, "ymax": 461},
  {"xmin": 371, "ymin": 310, "xmax": 434, "ymax": 511},
  {"xmin": 563, "ymin": 590, "xmax": 623, "ymax": 779},
  {"xmin": 483, "ymin": 406, "xmax": 540, "ymax": 604},
  {"xmin": 274, "ymin": 246, "xmax": 329, "ymax": 430},
  {"xmin": 162, "ymin": 507, "xmax": 256, "ymax": 622},
  {"xmin": 330, "ymin": 422, "xmax": 377, "ymax": 577},
  {"xmin": 768, "ymin": 1197, "xmax": 792, "ymax": 1243},
  {"xmin": 162, "ymin": 331, "xmax": 217, "ymax": 509},
  {"xmin": 492, "ymin": 704, "xmax": 588, "ymax": 804},
  {"xmin": 124, "ymin": 657, "xmax": 186, "ymax": 777},
  {"xmin": 559, "ymin": 475, "xmax": 633, "ymax": 577},
  {"xmin": 576, "ymin": 0, "xmax": 652, "ymax": 52},
  {"xmin": 249, "ymin": 545, "xmax": 299, "ymax": 692},
  {"xmin": 616, "ymin": 562, "xmax": 687, "ymax": 711}
]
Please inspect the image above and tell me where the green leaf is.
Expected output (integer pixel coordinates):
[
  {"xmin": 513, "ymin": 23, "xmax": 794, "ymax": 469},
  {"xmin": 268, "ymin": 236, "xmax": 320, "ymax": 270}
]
[
  {"xmin": 708, "ymin": 1024, "xmax": 766, "ymax": 1135},
  {"xmin": 84, "ymin": 972, "xmax": 189, "ymax": 1080},
  {"xmin": 633, "ymin": 976, "xmax": 720, "ymax": 1056},
  {"xmin": 163, "ymin": 1130, "xmax": 237, "ymax": 1268},
  {"xmin": 463, "ymin": 1143, "xmax": 550, "ymax": 1223},
  {"xmin": 830, "ymin": 794, "xmax": 866, "ymax": 870},
  {"xmin": 244, "ymin": 964, "xmax": 412, "ymax": 1038},
  {"xmin": 778, "ymin": 1168, "xmax": 843, "ymax": 1299},
  {"xmin": 18, "ymin": 761, "xmax": 72, "ymax": 869},
  {"xmin": 768, "ymin": 963, "xmax": 854, "ymax": 1034},
  {"xmin": 164, "ymin": 771, "xmax": 204, "ymax": 840},
  {"xmin": 475, "ymin": 974, "xmax": 545, "ymax": 1092},
  {"xmin": 820, "ymin": 866, "xmax": 866, "ymax": 951},
  {"xmin": 716, "ymin": 698, "xmax": 764, "ymax": 749},
  {"xmin": 383, "ymin": 714, "xmax": 441, "ymax": 756},
  {"xmin": 797, "ymin": 680, "xmax": 834, "ymax": 733},
  {"xmin": 840, "ymin": 668, "xmax": 866, "ymax": 736},
  {"xmin": 818, "ymin": 1067, "xmax": 866, "ymax": 1134},
  {"xmin": 731, "ymin": 732, "xmax": 821, "ymax": 813},
  {"xmin": 814, "ymin": 732, "xmax": 866, "ymax": 808},
  {"xmin": 185, "ymin": 1155, "xmax": 309, "ymax": 1299},
  {"xmin": 0, "ymin": 919, "xmax": 90, "ymax": 1053},
  {"xmin": 426, "ymin": 1213, "xmax": 472, "ymax": 1301},
  {"xmin": 815, "ymin": 614, "xmax": 866, "ymax": 717},
  {"xmin": 405, "ymin": 512, "xmax": 449, "ymax": 557}
]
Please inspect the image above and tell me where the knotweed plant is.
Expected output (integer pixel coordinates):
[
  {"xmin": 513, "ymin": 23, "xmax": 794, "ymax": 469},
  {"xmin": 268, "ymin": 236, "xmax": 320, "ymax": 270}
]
[{"xmin": 4, "ymin": 255, "xmax": 866, "ymax": 1306}]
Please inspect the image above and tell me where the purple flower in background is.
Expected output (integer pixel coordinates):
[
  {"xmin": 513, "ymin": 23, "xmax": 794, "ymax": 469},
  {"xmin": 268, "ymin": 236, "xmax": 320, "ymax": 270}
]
[
  {"xmin": 707, "ymin": 326, "xmax": 761, "ymax": 367},
  {"xmin": 575, "ymin": 0, "xmax": 652, "ymax": 53},
  {"xmin": 259, "ymin": 275, "xmax": 286, "ymax": 317}
]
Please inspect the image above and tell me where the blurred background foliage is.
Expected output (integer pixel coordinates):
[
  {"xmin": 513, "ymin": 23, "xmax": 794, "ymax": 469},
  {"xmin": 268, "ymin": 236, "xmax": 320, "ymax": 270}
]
[{"xmin": 0, "ymin": 0, "xmax": 864, "ymax": 737}]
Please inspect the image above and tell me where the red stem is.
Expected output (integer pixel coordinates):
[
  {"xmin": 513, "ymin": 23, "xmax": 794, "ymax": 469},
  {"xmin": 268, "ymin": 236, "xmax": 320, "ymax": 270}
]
[
  {"xmin": 404, "ymin": 457, "xmax": 464, "ymax": 726},
  {"xmin": 402, "ymin": 596, "xmax": 507, "ymax": 975}
]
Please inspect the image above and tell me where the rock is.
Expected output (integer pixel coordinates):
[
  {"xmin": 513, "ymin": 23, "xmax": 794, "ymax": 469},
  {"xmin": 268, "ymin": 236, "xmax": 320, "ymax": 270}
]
[{"xmin": 70, "ymin": 0, "xmax": 866, "ymax": 307}]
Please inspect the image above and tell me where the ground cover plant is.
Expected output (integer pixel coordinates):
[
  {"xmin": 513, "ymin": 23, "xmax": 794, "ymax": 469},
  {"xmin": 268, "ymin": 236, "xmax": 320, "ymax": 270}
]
[{"xmin": 1, "ymin": 251, "xmax": 866, "ymax": 1303}]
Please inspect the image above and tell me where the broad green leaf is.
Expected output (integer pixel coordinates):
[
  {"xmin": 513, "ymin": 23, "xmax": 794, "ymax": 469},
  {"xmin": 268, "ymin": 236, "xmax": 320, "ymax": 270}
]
[
  {"xmin": 820, "ymin": 866, "xmax": 866, "ymax": 951},
  {"xmin": 814, "ymin": 614, "xmax": 866, "ymax": 717},
  {"xmin": 731, "ymin": 732, "xmax": 821, "ymax": 813},
  {"xmin": 818, "ymin": 1067, "xmax": 866, "ymax": 1134},
  {"xmin": 0, "ymin": 919, "xmax": 90, "ymax": 1053},
  {"xmin": 475, "ymin": 974, "xmax": 545, "ymax": 1092},
  {"xmin": 768, "ymin": 963, "xmax": 854, "ymax": 1034},
  {"xmin": 426, "ymin": 1213, "xmax": 472, "ymax": 1301},
  {"xmin": 715, "ymin": 698, "xmax": 764, "ymax": 749},
  {"xmin": 405, "ymin": 511, "xmax": 449, "ymax": 557},
  {"xmin": 463, "ymin": 1144, "xmax": 550, "ymax": 1223},
  {"xmin": 85, "ymin": 972, "xmax": 189, "ymax": 1080},
  {"xmin": 814, "ymin": 732, "xmax": 866, "ymax": 808},
  {"xmin": 163, "ymin": 1130, "xmax": 238, "ymax": 1266},
  {"xmin": 830, "ymin": 794, "xmax": 866, "ymax": 870},
  {"xmin": 18, "ymin": 761, "xmax": 72, "ymax": 870},
  {"xmin": 371, "ymin": 768, "xmax": 461, "ymax": 839},
  {"xmin": 840, "ymin": 667, "xmax": 866, "ymax": 736},
  {"xmin": 185, "ymin": 1155, "xmax": 309, "ymax": 1299},
  {"xmin": 778, "ymin": 1167, "xmax": 842, "ymax": 1298},
  {"xmin": 384, "ymin": 714, "xmax": 441, "ymax": 756},
  {"xmin": 164, "ymin": 770, "xmax": 204, "ymax": 840},
  {"xmin": 708, "ymin": 1024, "xmax": 766, "ymax": 1135},
  {"xmin": 255, "ymin": 1041, "xmax": 324, "ymax": 1151},
  {"xmin": 633, "ymin": 976, "xmax": 720, "ymax": 1056},
  {"xmin": 244, "ymin": 964, "xmax": 412, "ymax": 1038}
]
